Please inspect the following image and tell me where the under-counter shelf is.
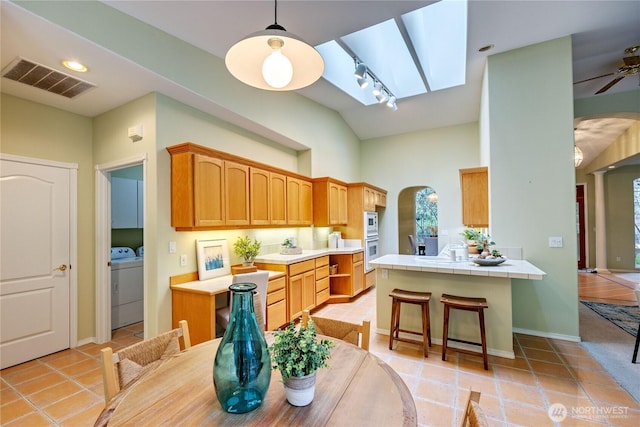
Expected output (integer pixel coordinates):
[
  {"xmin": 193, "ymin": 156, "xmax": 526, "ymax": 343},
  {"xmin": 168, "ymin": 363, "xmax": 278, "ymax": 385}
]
[{"xmin": 329, "ymin": 273, "xmax": 350, "ymax": 278}]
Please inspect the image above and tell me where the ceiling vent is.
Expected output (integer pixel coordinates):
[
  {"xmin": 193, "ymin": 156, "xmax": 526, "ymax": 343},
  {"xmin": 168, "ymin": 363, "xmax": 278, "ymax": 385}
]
[{"xmin": 2, "ymin": 57, "xmax": 95, "ymax": 98}]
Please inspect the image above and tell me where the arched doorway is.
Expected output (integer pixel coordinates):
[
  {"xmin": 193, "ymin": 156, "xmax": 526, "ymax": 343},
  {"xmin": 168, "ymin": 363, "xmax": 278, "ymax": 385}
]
[{"xmin": 397, "ymin": 186, "xmax": 438, "ymax": 255}]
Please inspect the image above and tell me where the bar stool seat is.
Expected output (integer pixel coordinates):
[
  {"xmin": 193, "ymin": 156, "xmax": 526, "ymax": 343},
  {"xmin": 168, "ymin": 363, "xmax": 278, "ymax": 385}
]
[
  {"xmin": 389, "ymin": 288, "xmax": 432, "ymax": 357},
  {"xmin": 440, "ymin": 294, "xmax": 489, "ymax": 370}
]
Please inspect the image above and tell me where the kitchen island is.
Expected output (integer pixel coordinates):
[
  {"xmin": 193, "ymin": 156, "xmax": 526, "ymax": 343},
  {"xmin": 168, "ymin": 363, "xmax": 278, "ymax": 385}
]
[{"xmin": 370, "ymin": 254, "xmax": 546, "ymax": 359}]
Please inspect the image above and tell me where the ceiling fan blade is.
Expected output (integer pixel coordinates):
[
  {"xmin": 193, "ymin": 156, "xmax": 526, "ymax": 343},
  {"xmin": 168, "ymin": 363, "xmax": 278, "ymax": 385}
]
[
  {"xmin": 595, "ymin": 76, "xmax": 625, "ymax": 94},
  {"xmin": 573, "ymin": 73, "xmax": 614, "ymax": 85}
]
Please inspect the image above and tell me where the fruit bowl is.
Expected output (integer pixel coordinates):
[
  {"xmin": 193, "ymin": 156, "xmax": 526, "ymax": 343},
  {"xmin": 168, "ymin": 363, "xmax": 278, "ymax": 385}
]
[{"xmin": 472, "ymin": 257, "xmax": 507, "ymax": 266}]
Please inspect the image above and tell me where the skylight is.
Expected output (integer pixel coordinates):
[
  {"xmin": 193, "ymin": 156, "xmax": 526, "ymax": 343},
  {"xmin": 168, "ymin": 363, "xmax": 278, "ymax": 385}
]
[{"xmin": 316, "ymin": 0, "xmax": 468, "ymax": 106}]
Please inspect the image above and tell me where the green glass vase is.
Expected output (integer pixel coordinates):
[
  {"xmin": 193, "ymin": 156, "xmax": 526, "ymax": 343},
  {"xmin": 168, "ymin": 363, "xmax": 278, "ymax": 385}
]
[{"xmin": 213, "ymin": 283, "xmax": 271, "ymax": 413}]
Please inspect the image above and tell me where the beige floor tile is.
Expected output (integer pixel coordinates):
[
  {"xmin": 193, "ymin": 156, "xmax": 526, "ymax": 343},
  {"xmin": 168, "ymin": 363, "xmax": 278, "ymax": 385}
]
[
  {"xmin": 580, "ymin": 382, "xmax": 640, "ymax": 410},
  {"xmin": 414, "ymin": 398, "xmax": 455, "ymax": 426},
  {"xmin": 12, "ymin": 372, "xmax": 67, "ymax": 396},
  {"xmin": 528, "ymin": 359, "xmax": 574, "ymax": 378},
  {"xmin": 420, "ymin": 364, "xmax": 457, "ymax": 384},
  {"xmin": 571, "ymin": 366, "xmax": 620, "ymax": 387},
  {"xmin": 0, "ymin": 386, "xmax": 21, "ymax": 405},
  {"xmin": 503, "ymin": 400, "xmax": 554, "ymax": 426},
  {"xmin": 493, "ymin": 365, "xmax": 536, "ymax": 385},
  {"xmin": 457, "ymin": 372, "xmax": 499, "ymax": 397},
  {"xmin": 42, "ymin": 390, "xmax": 101, "ymax": 423},
  {"xmin": 489, "ymin": 355, "xmax": 530, "ymax": 370},
  {"xmin": 517, "ymin": 336, "xmax": 554, "ymax": 352},
  {"xmin": 58, "ymin": 358, "xmax": 100, "ymax": 377},
  {"xmin": 1, "ymin": 363, "xmax": 55, "ymax": 386},
  {"xmin": 415, "ymin": 378, "xmax": 457, "ymax": 406},
  {"xmin": 43, "ymin": 352, "xmax": 92, "ymax": 370},
  {"xmin": 73, "ymin": 367, "xmax": 103, "ymax": 388},
  {"xmin": 522, "ymin": 347, "xmax": 564, "ymax": 364},
  {"xmin": 561, "ymin": 352, "xmax": 606, "ymax": 372},
  {"xmin": 0, "ymin": 398, "xmax": 36, "ymax": 424},
  {"xmin": 59, "ymin": 401, "xmax": 104, "ymax": 427},
  {"xmin": 536, "ymin": 373, "xmax": 585, "ymax": 396},
  {"xmin": 498, "ymin": 381, "xmax": 546, "ymax": 408},
  {"xmin": 28, "ymin": 381, "xmax": 83, "ymax": 408},
  {"xmin": 3, "ymin": 410, "xmax": 55, "ymax": 427}
]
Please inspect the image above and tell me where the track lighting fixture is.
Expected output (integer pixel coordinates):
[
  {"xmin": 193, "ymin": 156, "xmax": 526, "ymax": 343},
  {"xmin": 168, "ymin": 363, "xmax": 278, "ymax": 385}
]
[{"xmin": 352, "ymin": 57, "xmax": 397, "ymax": 111}]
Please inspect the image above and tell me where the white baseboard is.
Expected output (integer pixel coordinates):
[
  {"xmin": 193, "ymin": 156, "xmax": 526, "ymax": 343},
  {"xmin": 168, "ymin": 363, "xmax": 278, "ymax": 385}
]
[
  {"xmin": 75, "ymin": 337, "xmax": 97, "ymax": 347},
  {"xmin": 512, "ymin": 327, "xmax": 581, "ymax": 342}
]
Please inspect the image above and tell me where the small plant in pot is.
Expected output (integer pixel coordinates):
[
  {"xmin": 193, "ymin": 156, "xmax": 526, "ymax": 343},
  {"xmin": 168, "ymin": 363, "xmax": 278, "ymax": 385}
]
[
  {"xmin": 269, "ymin": 319, "xmax": 334, "ymax": 406},
  {"xmin": 233, "ymin": 236, "xmax": 261, "ymax": 266},
  {"xmin": 460, "ymin": 228, "xmax": 480, "ymax": 254}
]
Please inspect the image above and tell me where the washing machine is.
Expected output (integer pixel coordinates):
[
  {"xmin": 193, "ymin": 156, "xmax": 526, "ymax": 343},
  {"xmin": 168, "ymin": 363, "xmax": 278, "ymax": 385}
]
[{"xmin": 111, "ymin": 247, "xmax": 143, "ymax": 329}]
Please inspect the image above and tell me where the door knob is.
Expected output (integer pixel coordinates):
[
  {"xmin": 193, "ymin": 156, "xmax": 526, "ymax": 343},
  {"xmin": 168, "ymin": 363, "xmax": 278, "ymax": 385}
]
[{"xmin": 53, "ymin": 264, "xmax": 68, "ymax": 272}]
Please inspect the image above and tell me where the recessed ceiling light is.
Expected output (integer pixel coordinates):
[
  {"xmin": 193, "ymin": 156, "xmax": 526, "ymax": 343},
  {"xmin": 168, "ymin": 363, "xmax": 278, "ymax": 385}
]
[
  {"xmin": 478, "ymin": 44, "xmax": 494, "ymax": 53},
  {"xmin": 62, "ymin": 60, "xmax": 88, "ymax": 72}
]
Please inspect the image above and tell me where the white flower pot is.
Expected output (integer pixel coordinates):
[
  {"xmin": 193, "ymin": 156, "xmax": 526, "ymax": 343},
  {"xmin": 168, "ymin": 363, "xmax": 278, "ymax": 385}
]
[{"xmin": 283, "ymin": 373, "xmax": 316, "ymax": 406}]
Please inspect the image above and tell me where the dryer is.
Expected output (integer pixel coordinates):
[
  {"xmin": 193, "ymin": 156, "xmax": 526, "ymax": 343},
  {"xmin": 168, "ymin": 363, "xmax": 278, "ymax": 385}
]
[{"xmin": 111, "ymin": 247, "xmax": 143, "ymax": 329}]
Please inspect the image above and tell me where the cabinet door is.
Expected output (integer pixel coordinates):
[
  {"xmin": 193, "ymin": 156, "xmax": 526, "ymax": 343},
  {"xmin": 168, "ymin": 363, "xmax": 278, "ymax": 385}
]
[
  {"xmin": 460, "ymin": 167, "xmax": 488, "ymax": 227},
  {"xmin": 250, "ymin": 167, "xmax": 270, "ymax": 225},
  {"xmin": 352, "ymin": 259, "xmax": 364, "ymax": 295},
  {"xmin": 111, "ymin": 177, "xmax": 138, "ymax": 228},
  {"xmin": 338, "ymin": 184, "xmax": 348, "ymax": 224},
  {"xmin": 364, "ymin": 187, "xmax": 375, "ymax": 211},
  {"xmin": 328, "ymin": 182, "xmax": 340, "ymax": 225},
  {"xmin": 300, "ymin": 179, "xmax": 313, "ymax": 225},
  {"xmin": 288, "ymin": 273, "xmax": 303, "ymax": 320},
  {"xmin": 225, "ymin": 161, "xmax": 250, "ymax": 226},
  {"xmin": 194, "ymin": 154, "xmax": 224, "ymax": 227},
  {"xmin": 270, "ymin": 172, "xmax": 287, "ymax": 225},
  {"xmin": 302, "ymin": 270, "xmax": 315, "ymax": 311},
  {"xmin": 287, "ymin": 177, "xmax": 302, "ymax": 225}
]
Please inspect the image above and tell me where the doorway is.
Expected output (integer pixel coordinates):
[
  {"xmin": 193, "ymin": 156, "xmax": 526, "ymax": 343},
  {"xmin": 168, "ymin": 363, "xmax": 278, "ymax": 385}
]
[
  {"xmin": 95, "ymin": 154, "xmax": 147, "ymax": 344},
  {"xmin": 576, "ymin": 184, "xmax": 586, "ymax": 270}
]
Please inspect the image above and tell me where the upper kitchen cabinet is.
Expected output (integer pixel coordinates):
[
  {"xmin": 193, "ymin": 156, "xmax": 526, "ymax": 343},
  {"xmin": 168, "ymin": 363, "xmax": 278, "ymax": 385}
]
[
  {"xmin": 167, "ymin": 143, "xmax": 313, "ymax": 230},
  {"xmin": 459, "ymin": 167, "xmax": 488, "ymax": 227},
  {"xmin": 287, "ymin": 177, "xmax": 313, "ymax": 226},
  {"xmin": 111, "ymin": 176, "xmax": 142, "ymax": 228},
  {"xmin": 338, "ymin": 183, "xmax": 387, "ymax": 240},
  {"xmin": 312, "ymin": 177, "xmax": 348, "ymax": 226}
]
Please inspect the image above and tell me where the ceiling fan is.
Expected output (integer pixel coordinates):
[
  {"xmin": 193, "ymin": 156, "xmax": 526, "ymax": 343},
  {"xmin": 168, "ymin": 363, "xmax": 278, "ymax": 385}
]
[{"xmin": 574, "ymin": 45, "xmax": 640, "ymax": 94}]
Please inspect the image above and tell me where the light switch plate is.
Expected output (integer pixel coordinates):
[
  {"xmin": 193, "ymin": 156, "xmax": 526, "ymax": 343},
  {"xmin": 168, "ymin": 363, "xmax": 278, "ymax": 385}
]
[
  {"xmin": 548, "ymin": 237, "xmax": 563, "ymax": 248},
  {"xmin": 169, "ymin": 241, "xmax": 176, "ymax": 254},
  {"xmin": 180, "ymin": 254, "xmax": 187, "ymax": 266}
]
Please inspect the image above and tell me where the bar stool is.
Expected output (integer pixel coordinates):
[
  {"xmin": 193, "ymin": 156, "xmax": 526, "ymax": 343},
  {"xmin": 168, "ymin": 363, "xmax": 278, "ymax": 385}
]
[
  {"xmin": 440, "ymin": 294, "xmax": 489, "ymax": 370},
  {"xmin": 388, "ymin": 288, "xmax": 432, "ymax": 357}
]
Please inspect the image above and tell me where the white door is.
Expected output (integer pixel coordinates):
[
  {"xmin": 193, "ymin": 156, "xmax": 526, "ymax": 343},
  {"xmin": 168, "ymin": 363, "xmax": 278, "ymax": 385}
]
[{"xmin": 0, "ymin": 159, "xmax": 71, "ymax": 369}]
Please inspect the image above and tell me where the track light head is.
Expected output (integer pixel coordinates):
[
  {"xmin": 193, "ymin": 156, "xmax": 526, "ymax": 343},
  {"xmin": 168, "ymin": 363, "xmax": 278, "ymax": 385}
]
[
  {"xmin": 357, "ymin": 75, "xmax": 369, "ymax": 89},
  {"xmin": 372, "ymin": 81, "xmax": 382, "ymax": 96},
  {"xmin": 376, "ymin": 89, "xmax": 389, "ymax": 103},
  {"xmin": 354, "ymin": 62, "xmax": 367, "ymax": 79}
]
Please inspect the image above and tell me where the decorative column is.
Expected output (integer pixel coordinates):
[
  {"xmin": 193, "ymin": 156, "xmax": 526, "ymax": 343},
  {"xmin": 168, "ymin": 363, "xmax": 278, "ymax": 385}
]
[{"xmin": 593, "ymin": 171, "xmax": 609, "ymax": 273}]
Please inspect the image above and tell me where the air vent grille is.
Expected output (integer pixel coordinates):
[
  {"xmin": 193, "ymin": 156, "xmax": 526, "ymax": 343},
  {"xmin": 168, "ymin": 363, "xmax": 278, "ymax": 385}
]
[{"xmin": 2, "ymin": 57, "xmax": 95, "ymax": 98}]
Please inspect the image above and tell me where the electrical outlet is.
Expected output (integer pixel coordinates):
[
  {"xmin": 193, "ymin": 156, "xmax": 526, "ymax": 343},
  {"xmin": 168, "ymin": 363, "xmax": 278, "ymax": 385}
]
[
  {"xmin": 548, "ymin": 237, "xmax": 563, "ymax": 248},
  {"xmin": 180, "ymin": 254, "xmax": 187, "ymax": 266},
  {"xmin": 616, "ymin": 256, "xmax": 621, "ymax": 262}
]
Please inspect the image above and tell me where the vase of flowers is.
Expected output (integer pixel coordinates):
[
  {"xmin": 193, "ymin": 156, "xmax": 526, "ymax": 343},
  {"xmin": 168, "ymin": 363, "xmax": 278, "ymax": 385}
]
[{"xmin": 269, "ymin": 319, "xmax": 334, "ymax": 406}]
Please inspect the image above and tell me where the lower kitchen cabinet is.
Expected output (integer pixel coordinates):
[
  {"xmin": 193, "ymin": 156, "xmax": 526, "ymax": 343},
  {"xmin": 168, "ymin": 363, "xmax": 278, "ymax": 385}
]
[
  {"xmin": 327, "ymin": 251, "xmax": 365, "ymax": 303},
  {"xmin": 315, "ymin": 256, "xmax": 330, "ymax": 306},
  {"xmin": 287, "ymin": 259, "xmax": 316, "ymax": 320},
  {"xmin": 266, "ymin": 275, "xmax": 287, "ymax": 330}
]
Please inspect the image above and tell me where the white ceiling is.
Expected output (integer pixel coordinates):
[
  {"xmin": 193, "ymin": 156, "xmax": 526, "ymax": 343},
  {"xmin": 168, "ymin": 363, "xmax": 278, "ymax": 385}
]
[{"xmin": 2, "ymin": 0, "xmax": 639, "ymax": 168}]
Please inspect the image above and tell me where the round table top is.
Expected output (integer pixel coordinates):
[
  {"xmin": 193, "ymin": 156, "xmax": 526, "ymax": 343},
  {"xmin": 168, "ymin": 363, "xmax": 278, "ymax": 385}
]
[{"xmin": 98, "ymin": 333, "xmax": 417, "ymax": 426}]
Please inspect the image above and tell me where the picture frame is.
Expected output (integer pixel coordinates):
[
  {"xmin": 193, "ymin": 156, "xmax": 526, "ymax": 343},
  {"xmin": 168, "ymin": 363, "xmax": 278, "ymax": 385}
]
[{"xmin": 196, "ymin": 239, "xmax": 230, "ymax": 280}]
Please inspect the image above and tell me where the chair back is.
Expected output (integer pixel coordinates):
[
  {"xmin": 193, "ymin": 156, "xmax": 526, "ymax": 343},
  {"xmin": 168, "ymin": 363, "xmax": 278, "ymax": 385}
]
[
  {"xmin": 460, "ymin": 389, "xmax": 489, "ymax": 427},
  {"xmin": 408, "ymin": 235, "xmax": 417, "ymax": 255},
  {"xmin": 216, "ymin": 271, "xmax": 269, "ymax": 332},
  {"xmin": 100, "ymin": 320, "xmax": 191, "ymax": 404},
  {"xmin": 302, "ymin": 310, "xmax": 370, "ymax": 351}
]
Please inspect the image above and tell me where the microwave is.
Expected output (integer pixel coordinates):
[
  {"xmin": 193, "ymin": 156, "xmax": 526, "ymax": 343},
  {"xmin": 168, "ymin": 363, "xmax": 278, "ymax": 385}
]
[{"xmin": 365, "ymin": 211, "xmax": 378, "ymax": 237}]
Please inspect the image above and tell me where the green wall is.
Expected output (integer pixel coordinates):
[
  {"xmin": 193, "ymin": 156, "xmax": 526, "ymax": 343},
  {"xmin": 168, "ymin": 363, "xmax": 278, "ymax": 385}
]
[
  {"xmin": 486, "ymin": 37, "xmax": 579, "ymax": 339},
  {"xmin": 605, "ymin": 165, "xmax": 640, "ymax": 270},
  {"xmin": 1, "ymin": 93, "xmax": 95, "ymax": 339}
]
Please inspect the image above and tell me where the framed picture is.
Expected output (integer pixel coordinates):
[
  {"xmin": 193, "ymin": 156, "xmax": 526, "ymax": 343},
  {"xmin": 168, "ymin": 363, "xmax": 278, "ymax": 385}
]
[{"xmin": 196, "ymin": 239, "xmax": 230, "ymax": 280}]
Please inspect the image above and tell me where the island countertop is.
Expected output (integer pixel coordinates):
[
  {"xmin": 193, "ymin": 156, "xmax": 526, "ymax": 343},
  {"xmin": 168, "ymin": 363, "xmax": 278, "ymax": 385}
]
[{"xmin": 370, "ymin": 254, "xmax": 546, "ymax": 280}]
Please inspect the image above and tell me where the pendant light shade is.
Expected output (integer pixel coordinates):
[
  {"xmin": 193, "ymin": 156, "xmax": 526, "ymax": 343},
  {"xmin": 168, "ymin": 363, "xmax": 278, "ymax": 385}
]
[
  {"xmin": 574, "ymin": 145, "xmax": 584, "ymax": 167},
  {"xmin": 225, "ymin": 3, "xmax": 324, "ymax": 91}
]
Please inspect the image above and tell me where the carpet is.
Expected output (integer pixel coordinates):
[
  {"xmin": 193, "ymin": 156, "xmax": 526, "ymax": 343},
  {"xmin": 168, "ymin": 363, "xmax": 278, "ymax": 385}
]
[{"xmin": 581, "ymin": 301, "xmax": 640, "ymax": 337}]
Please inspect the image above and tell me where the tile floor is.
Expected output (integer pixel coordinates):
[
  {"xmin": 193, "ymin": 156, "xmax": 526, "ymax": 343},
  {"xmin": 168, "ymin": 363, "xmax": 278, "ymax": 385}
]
[{"xmin": 2, "ymin": 274, "xmax": 639, "ymax": 426}]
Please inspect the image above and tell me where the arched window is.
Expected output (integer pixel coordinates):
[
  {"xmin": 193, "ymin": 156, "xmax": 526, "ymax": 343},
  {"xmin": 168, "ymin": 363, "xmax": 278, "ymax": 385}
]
[
  {"xmin": 397, "ymin": 186, "xmax": 438, "ymax": 255},
  {"xmin": 416, "ymin": 187, "xmax": 438, "ymax": 242}
]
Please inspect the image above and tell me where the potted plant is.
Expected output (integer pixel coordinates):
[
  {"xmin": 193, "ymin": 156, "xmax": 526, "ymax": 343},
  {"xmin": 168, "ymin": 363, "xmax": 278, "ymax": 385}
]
[
  {"xmin": 474, "ymin": 233, "xmax": 495, "ymax": 255},
  {"xmin": 233, "ymin": 236, "xmax": 261, "ymax": 266},
  {"xmin": 460, "ymin": 228, "xmax": 480, "ymax": 254},
  {"xmin": 269, "ymin": 319, "xmax": 334, "ymax": 406}
]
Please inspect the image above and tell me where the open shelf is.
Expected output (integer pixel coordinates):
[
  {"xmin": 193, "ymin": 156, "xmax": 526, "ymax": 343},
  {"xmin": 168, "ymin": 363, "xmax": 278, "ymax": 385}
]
[{"xmin": 329, "ymin": 273, "xmax": 350, "ymax": 278}]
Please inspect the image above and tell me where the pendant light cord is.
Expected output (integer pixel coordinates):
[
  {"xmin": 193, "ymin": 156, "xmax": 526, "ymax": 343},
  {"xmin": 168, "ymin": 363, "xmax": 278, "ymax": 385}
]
[{"xmin": 274, "ymin": 0, "xmax": 278, "ymax": 25}]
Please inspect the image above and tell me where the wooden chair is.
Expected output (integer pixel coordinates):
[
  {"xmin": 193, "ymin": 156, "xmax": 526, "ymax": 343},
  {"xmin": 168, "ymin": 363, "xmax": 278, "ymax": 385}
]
[
  {"xmin": 302, "ymin": 309, "xmax": 370, "ymax": 351},
  {"xmin": 215, "ymin": 271, "xmax": 269, "ymax": 334},
  {"xmin": 633, "ymin": 289, "xmax": 640, "ymax": 363},
  {"xmin": 460, "ymin": 389, "xmax": 489, "ymax": 427},
  {"xmin": 100, "ymin": 320, "xmax": 191, "ymax": 404}
]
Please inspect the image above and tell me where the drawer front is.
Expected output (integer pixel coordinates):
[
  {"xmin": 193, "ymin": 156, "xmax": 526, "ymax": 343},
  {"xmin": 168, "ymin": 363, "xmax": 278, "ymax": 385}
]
[
  {"xmin": 267, "ymin": 299, "xmax": 287, "ymax": 331},
  {"xmin": 315, "ymin": 265, "xmax": 329, "ymax": 280},
  {"xmin": 353, "ymin": 251, "xmax": 364, "ymax": 263},
  {"xmin": 315, "ymin": 255, "xmax": 329, "ymax": 268},
  {"xmin": 316, "ymin": 288, "xmax": 330, "ymax": 306},
  {"xmin": 267, "ymin": 288, "xmax": 286, "ymax": 305},
  {"xmin": 316, "ymin": 276, "xmax": 329, "ymax": 292},
  {"xmin": 268, "ymin": 276, "xmax": 286, "ymax": 293},
  {"xmin": 289, "ymin": 259, "xmax": 315, "ymax": 276}
]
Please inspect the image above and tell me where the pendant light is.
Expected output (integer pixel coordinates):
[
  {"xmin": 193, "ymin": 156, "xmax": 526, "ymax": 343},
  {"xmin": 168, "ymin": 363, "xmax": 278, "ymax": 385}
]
[
  {"xmin": 574, "ymin": 145, "xmax": 584, "ymax": 167},
  {"xmin": 225, "ymin": 0, "xmax": 324, "ymax": 91}
]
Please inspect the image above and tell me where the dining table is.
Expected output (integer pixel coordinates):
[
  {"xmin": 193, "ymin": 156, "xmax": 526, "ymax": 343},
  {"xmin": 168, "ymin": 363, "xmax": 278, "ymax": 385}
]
[{"xmin": 96, "ymin": 332, "xmax": 417, "ymax": 426}]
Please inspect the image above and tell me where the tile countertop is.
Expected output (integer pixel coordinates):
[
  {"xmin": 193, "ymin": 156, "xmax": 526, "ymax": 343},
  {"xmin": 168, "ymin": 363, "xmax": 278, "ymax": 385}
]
[
  {"xmin": 370, "ymin": 254, "xmax": 546, "ymax": 280},
  {"xmin": 171, "ymin": 270, "xmax": 285, "ymax": 295},
  {"xmin": 253, "ymin": 247, "xmax": 363, "ymax": 265}
]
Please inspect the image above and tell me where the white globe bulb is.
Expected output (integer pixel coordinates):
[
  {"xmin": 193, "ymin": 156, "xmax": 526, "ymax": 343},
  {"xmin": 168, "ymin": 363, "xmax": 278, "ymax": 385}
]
[{"xmin": 262, "ymin": 50, "xmax": 293, "ymax": 89}]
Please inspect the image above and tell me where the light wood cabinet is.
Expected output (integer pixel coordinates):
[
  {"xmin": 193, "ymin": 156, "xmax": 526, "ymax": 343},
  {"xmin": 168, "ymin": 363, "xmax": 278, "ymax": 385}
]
[
  {"xmin": 315, "ymin": 256, "xmax": 330, "ymax": 306},
  {"xmin": 270, "ymin": 172, "xmax": 287, "ymax": 225},
  {"xmin": 224, "ymin": 161, "xmax": 250, "ymax": 226},
  {"xmin": 266, "ymin": 275, "xmax": 287, "ymax": 330},
  {"xmin": 327, "ymin": 251, "xmax": 366, "ymax": 303},
  {"xmin": 339, "ymin": 183, "xmax": 387, "ymax": 240},
  {"xmin": 250, "ymin": 167, "xmax": 270, "ymax": 225},
  {"xmin": 287, "ymin": 177, "xmax": 313, "ymax": 226},
  {"xmin": 312, "ymin": 177, "xmax": 348, "ymax": 226},
  {"xmin": 460, "ymin": 167, "xmax": 488, "ymax": 227},
  {"xmin": 287, "ymin": 259, "xmax": 315, "ymax": 320}
]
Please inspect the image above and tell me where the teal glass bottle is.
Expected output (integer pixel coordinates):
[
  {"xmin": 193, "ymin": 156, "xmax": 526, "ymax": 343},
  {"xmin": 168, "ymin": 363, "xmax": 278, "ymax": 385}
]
[{"xmin": 213, "ymin": 283, "xmax": 271, "ymax": 413}]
